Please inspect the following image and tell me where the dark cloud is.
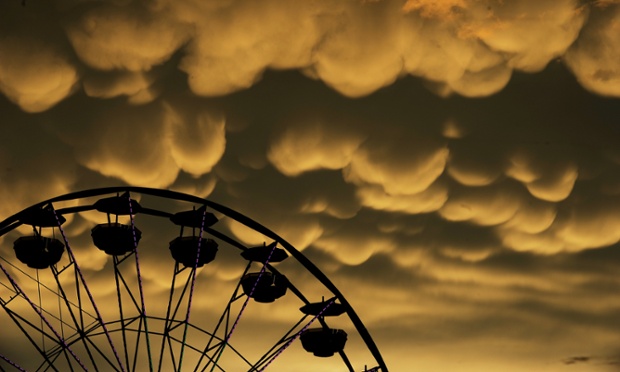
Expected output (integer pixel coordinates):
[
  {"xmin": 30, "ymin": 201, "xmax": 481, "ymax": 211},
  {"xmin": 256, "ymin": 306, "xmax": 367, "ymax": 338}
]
[
  {"xmin": 564, "ymin": 356, "xmax": 592, "ymax": 365},
  {"xmin": 563, "ymin": 354, "xmax": 620, "ymax": 372}
]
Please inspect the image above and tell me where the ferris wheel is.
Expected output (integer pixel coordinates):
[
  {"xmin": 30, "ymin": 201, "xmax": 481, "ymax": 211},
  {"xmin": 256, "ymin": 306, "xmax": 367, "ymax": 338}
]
[{"xmin": 0, "ymin": 187, "xmax": 388, "ymax": 371}]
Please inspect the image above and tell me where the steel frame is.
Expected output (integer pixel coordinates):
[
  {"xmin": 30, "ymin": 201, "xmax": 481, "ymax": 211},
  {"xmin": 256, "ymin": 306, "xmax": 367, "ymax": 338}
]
[{"xmin": 0, "ymin": 187, "xmax": 388, "ymax": 371}]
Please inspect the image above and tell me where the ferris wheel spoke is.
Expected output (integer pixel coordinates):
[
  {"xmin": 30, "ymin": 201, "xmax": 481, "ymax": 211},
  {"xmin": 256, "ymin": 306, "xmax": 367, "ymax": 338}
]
[
  {"xmin": 112, "ymin": 255, "xmax": 131, "ymax": 371},
  {"xmin": 253, "ymin": 298, "xmax": 335, "ymax": 372},
  {"xmin": 0, "ymin": 263, "xmax": 86, "ymax": 371},
  {"xmin": 129, "ymin": 316, "xmax": 145, "ymax": 371},
  {"xmin": 195, "ymin": 334, "xmax": 252, "ymax": 372},
  {"xmin": 41, "ymin": 348, "xmax": 71, "ymax": 372},
  {"xmin": 109, "ymin": 253, "xmax": 147, "ymax": 370},
  {"xmin": 1, "ymin": 256, "xmax": 97, "ymax": 327},
  {"xmin": 105, "ymin": 252, "xmax": 150, "ymax": 371},
  {"xmin": 156, "ymin": 262, "xmax": 195, "ymax": 371},
  {"xmin": 3, "ymin": 282, "xmax": 77, "ymax": 372},
  {"xmin": 247, "ymin": 314, "xmax": 309, "ymax": 371},
  {"xmin": 51, "ymin": 205, "xmax": 126, "ymax": 372},
  {"xmin": 156, "ymin": 261, "xmax": 179, "ymax": 371},
  {"xmin": 204, "ymin": 243, "xmax": 280, "ymax": 372},
  {"xmin": 338, "ymin": 349, "xmax": 355, "ymax": 372},
  {"xmin": 79, "ymin": 330, "xmax": 122, "ymax": 372},
  {"xmin": 0, "ymin": 306, "xmax": 60, "ymax": 372},
  {"xmin": 177, "ymin": 205, "xmax": 209, "ymax": 372},
  {"xmin": 0, "ymin": 353, "xmax": 27, "ymax": 372},
  {"xmin": 50, "ymin": 265, "xmax": 100, "ymax": 370},
  {"xmin": 193, "ymin": 261, "xmax": 252, "ymax": 372},
  {"xmin": 127, "ymin": 194, "xmax": 153, "ymax": 372}
]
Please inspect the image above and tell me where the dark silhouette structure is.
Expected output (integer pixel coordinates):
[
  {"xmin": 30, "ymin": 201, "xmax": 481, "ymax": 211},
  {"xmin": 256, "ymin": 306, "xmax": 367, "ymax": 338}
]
[{"xmin": 0, "ymin": 187, "xmax": 388, "ymax": 371}]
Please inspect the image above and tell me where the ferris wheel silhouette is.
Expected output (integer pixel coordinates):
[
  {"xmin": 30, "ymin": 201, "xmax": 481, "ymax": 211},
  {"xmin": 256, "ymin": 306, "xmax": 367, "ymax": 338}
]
[{"xmin": 0, "ymin": 187, "xmax": 387, "ymax": 371}]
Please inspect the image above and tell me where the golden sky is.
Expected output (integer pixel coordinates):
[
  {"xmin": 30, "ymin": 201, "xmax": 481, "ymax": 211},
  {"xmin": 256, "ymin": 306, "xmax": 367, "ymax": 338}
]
[{"xmin": 1, "ymin": 0, "xmax": 620, "ymax": 371}]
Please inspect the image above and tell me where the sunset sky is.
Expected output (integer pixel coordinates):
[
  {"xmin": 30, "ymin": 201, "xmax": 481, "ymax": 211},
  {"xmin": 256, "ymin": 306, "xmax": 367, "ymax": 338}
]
[{"xmin": 1, "ymin": 0, "xmax": 620, "ymax": 370}]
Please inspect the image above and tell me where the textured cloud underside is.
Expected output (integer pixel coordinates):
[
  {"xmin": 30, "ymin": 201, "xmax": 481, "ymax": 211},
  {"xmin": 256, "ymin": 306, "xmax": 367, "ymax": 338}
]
[
  {"xmin": 2, "ymin": 1, "xmax": 620, "ymax": 371},
  {"xmin": 1, "ymin": 0, "xmax": 620, "ymax": 113}
]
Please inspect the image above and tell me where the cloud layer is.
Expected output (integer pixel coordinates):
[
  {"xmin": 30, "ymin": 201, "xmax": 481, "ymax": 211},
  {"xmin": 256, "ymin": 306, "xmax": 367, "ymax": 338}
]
[
  {"xmin": 1, "ymin": 0, "xmax": 620, "ymax": 114},
  {"xmin": 1, "ymin": 0, "xmax": 620, "ymax": 371}
]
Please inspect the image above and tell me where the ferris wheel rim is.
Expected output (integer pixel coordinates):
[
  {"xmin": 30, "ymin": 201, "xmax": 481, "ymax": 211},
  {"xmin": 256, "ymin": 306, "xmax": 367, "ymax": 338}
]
[{"xmin": 0, "ymin": 186, "xmax": 388, "ymax": 372}]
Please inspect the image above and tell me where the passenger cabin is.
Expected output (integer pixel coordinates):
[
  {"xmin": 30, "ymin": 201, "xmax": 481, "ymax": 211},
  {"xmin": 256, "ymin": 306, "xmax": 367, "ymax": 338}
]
[
  {"xmin": 91, "ymin": 223, "xmax": 141, "ymax": 255},
  {"xmin": 300, "ymin": 300, "xmax": 346, "ymax": 317},
  {"xmin": 94, "ymin": 193, "xmax": 142, "ymax": 215},
  {"xmin": 169, "ymin": 236, "xmax": 218, "ymax": 267},
  {"xmin": 18, "ymin": 206, "xmax": 65, "ymax": 228},
  {"xmin": 240, "ymin": 242, "xmax": 288, "ymax": 263},
  {"xmin": 14, "ymin": 236, "xmax": 65, "ymax": 269},
  {"xmin": 300, "ymin": 328, "xmax": 348, "ymax": 357},
  {"xmin": 170, "ymin": 207, "xmax": 218, "ymax": 228},
  {"xmin": 241, "ymin": 272, "xmax": 287, "ymax": 303}
]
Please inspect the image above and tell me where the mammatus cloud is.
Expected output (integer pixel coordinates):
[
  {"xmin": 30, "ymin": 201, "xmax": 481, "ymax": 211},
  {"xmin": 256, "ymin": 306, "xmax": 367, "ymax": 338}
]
[
  {"xmin": 439, "ymin": 183, "xmax": 523, "ymax": 226},
  {"xmin": 176, "ymin": 0, "xmax": 324, "ymax": 96},
  {"xmin": 1, "ymin": 0, "xmax": 620, "ymax": 114},
  {"xmin": 55, "ymin": 101, "xmax": 226, "ymax": 188},
  {"xmin": 355, "ymin": 182, "xmax": 449, "ymax": 214},
  {"xmin": 82, "ymin": 70, "xmax": 159, "ymax": 104},
  {"xmin": 65, "ymin": 2, "xmax": 190, "ymax": 72},
  {"xmin": 262, "ymin": 88, "xmax": 620, "ymax": 260},
  {"xmin": 400, "ymin": 0, "xmax": 585, "ymax": 96},
  {"xmin": 267, "ymin": 121, "xmax": 365, "ymax": 177},
  {"xmin": 0, "ymin": 5, "xmax": 78, "ymax": 113},
  {"xmin": 344, "ymin": 133, "xmax": 448, "ymax": 195},
  {"xmin": 565, "ymin": 4, "xmax": 620, "ymax": 97},
  {"xmin": 505, "ymin": 149, "xmax": 579, "ymax": 202},
  {"xmin": 163, "ymin": 102, "xmax": 227, "ymax": 177},
  {"xmin": 0, "ymin": 39, "xmax": 78, "ymax": 113}
]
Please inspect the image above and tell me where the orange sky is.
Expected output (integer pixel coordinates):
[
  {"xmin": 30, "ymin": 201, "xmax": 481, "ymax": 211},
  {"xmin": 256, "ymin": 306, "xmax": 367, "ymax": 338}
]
[{"xmin": 1, "ymin": 0, "xmax": 620, "ymax": 371}]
